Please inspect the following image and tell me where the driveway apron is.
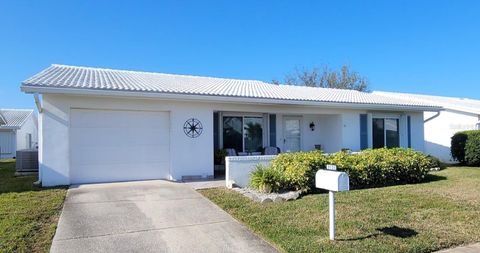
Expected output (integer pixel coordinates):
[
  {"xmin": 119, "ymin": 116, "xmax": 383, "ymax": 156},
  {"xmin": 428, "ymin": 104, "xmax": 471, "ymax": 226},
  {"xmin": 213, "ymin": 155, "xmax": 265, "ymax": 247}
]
[{"xmin": 50, "ymin": 180, "xmax": 279, "ymax": 253}]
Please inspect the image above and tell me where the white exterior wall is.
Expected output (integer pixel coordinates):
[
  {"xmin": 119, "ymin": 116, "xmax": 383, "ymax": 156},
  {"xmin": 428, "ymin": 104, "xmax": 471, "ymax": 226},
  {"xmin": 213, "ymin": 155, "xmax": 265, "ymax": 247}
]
[
  {"xmin": 39, "ymin": 93, "xmax": 428, "ymax": 186},
  {"xmin": 16, "ymin": 113, "xmax": 38, "ymax": 150},
  {"xmin": 39, "ymin": 94, "xmax": 214, "ymax": 186},
  {"xmin": 0, "ymin": 113, "xmax": 38, "ymax": 159},
  {"xmin": 424, "ymin": 110, "xmax": 479, "ymax": 162},
  {"xmin": 409, "ymin": 112, "xmax": 425, "ymax": 151},
  {"xmin": 317, "ymin": 115, "xmax": 342, "ymax": 153},
  {"xmin": 341, "ymin": 112, "xmax": 362, "ymax": 151}
]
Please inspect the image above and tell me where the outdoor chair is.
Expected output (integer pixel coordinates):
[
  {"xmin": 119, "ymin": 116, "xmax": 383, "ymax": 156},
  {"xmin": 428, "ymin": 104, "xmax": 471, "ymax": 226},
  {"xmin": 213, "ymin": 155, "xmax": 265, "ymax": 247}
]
[
  {"xmin": 263, "ymin": 146, "xmax": 280, "ymax": 155},
  {"xmin": 225, "ymin": 148, "xmax": 238, "ymax": 157}
]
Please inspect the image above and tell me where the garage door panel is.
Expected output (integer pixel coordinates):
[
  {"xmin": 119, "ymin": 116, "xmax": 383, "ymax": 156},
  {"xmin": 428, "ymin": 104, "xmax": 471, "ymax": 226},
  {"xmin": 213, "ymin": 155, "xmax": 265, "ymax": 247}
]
[
  {"xmin": 71, "ymin": 128, "xmax": 168, "ymax": 147},
  {"xmin": 71, "ymin": 110, "xmax": 169, "ymax": 128},
  {"xmin": 71, "ymin": 145, "xmax": 170, "ymax": 166},
  {"xmin": 70, "ymin": 162, "xmax": 170, "ymax": 184},
  {"xmin": 70, "ymin": 109, "xmax": 170, "ymax": 184}
]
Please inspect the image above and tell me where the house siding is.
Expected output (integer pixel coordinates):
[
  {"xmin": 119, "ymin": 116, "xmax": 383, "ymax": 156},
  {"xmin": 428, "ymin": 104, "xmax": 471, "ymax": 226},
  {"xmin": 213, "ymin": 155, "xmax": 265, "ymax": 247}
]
[
  {"xmin": 424, "ymin": 110, "xmax": 479, "ymax": 162},
  {"xmin": 15, "ymin": 113, "xmax": 38, "ymax": 150},
  {"xmin": 40, "ymin": 94, "xmax": 214, "ymax": 186},
  {"xmin": 39, "ymin": 94, "xmax": 427, "ymax": 186}
]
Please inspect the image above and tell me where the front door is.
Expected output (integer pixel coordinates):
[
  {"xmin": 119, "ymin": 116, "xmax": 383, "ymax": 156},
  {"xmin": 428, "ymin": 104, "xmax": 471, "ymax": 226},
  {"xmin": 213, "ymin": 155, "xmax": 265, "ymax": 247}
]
[{"xmin": 283, "ymin": 117, "xmax": 301, "ymax": 152}]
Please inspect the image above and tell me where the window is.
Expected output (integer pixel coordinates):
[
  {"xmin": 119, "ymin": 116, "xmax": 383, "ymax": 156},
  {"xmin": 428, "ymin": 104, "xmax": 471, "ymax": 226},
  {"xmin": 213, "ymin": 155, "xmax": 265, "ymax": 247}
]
[
  {"xmin": 372, "ymin": 118, "xmax": 385, "ymax": 149},
  {"xmin": 223, "ymin": 117, "xmax": 243, "ymax": 152},
  {"xmin": 26, "ymin": 133, "xmax": 32, "ymax": 149},
  {"xmin": 372, "ymin": 118, "xmax": 399, "ymax": 148},
  {"xmin": 222, "ymin": 116, "xmax": 264, "ymax": 153},
  {"xmin": 244, "ymin": 117, "xmax": 263, "ymax": 152}
]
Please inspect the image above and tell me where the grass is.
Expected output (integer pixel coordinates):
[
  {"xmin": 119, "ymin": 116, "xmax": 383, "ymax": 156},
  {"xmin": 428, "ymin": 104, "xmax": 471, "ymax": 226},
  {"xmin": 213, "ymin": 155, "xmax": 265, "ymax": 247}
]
[
  {"xmin": 200, "ymin": 167, "xmax": 480, "ymax": 253},
  {"xmin": 0, "ymin": 159, "xmax": 66, "ymax": 253}
]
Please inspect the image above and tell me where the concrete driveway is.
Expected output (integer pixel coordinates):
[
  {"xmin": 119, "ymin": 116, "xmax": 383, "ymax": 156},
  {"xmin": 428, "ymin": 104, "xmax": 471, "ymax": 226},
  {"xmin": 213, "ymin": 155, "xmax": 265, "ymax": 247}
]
[{"xmin": 50, "ymin": 180, "xmax": 279, "ymax": 253}]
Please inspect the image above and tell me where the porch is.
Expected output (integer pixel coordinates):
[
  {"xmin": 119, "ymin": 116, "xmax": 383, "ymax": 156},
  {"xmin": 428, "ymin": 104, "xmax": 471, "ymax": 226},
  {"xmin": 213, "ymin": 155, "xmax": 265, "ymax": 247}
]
[
  {"xmin": 212, "ymin": 109, "xmax": 412, "ymax": 182},
  {"xmin": 213, "ymin": 111, "xmax": 344, "ymax": 177},
  {"xmin": 214, "ymin": 111, "xmax": 343, "ymax": 153}
]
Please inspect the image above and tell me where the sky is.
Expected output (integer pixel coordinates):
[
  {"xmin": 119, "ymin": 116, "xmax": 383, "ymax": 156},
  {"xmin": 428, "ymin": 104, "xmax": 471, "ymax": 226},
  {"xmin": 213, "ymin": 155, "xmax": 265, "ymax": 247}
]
[{"xmin": 1, "ymin": 0, "xmax": 479, "ymax": 109}]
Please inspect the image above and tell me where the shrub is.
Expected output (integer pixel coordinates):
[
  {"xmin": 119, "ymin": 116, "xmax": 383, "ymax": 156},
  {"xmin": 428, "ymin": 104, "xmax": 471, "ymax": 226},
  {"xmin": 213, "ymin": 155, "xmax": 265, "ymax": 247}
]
[
  {"xmin": 270, "ymin": 151, "xmax": 328, "ymax": 192},
  {"xmin": 248, "ymin": 148, "xmax": 433, "ymax": 193},
  {"xmin": 451, "ymin": 130, "xmax": 480, "ymax": 165},
  {"xmin": 465, "ymin": 133, "xmax": 480, "ymax": 166},
  {"xmin": 426, "ymin": 155, "xmax": 446, "ymax": 170},
  {"xmin": 346, "ymin": 148, "xmax": 432, "ymax": 188},
  {"xmin": 451, "ymin": 132, "xmax": 470, "ymax": 163},
  {"xmin": 249, "ymin": 165, "xmax": 284, "ymax": 193}
]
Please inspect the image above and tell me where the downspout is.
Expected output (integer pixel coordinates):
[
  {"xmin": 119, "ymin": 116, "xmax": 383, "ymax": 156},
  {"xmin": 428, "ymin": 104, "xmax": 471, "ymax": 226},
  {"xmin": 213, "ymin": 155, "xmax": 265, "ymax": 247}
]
[
  {"xmin": 424, "ymin": 111, "xmax": 441, "ymax": 123},
  {"xmin": 34, "ymin": 93, "xmax": 43, "ymax": 113},
  {"xmin": 33, "ymin": 93, "xmax": 42, "ymax": 186}
]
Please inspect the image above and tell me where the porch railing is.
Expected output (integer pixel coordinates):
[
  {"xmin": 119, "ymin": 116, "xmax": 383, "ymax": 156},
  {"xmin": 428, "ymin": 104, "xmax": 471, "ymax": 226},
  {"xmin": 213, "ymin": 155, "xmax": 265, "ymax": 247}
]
[{"xmin": 225, "ymin": 155, "xmax": 277, "ymax": 188}]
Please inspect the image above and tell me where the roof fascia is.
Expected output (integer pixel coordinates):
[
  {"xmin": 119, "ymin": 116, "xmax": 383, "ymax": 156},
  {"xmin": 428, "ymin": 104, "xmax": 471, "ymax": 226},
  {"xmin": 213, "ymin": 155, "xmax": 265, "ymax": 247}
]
[{"xmin": 21, "ymin": 85, "xmax": 442, "ymax": 112}]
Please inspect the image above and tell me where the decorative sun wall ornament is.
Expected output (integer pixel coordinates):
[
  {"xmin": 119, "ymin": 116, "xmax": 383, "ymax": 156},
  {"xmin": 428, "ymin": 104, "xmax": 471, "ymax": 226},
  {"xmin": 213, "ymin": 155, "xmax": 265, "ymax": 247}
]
[{"xmin": 183, "ymin": 118, "xmax": 203, "ymax": 138}]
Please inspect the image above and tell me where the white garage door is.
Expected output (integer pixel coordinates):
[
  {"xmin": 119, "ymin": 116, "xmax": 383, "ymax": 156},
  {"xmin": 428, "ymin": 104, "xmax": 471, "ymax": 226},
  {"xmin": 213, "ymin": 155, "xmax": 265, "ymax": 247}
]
[{"xmin": 70, "ymin": 109, "xmax": 170, "ymax": 184}]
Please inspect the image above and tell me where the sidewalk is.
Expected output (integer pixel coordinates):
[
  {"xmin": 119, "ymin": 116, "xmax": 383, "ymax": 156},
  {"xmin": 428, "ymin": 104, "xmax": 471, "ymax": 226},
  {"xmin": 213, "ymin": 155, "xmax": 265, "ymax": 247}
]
[{"xmin": 435, "ymin": 243, "xmax": 480, "ymax": 253}]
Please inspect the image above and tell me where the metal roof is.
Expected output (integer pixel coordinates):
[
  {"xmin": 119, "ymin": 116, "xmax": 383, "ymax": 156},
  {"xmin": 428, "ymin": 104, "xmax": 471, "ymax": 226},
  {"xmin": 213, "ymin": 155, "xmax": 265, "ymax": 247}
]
[
  {"xmin": 374, "ymin": 91, "xmax": 480, "ymax": 115},
  {"xmin": 0, "ymin": 109, "xmax": 33, "ymax": 129},
  {"xmin": 21, "ymin": 64, "xmax": 441, "ymax": 110}
]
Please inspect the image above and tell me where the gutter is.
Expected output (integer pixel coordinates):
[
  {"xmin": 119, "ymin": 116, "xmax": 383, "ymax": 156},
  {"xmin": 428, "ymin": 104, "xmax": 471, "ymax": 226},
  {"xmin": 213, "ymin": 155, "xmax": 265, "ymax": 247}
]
[
  {"xmin": 21, "ymin": 85, "xmax": 443, "ymax": 112},
  {"xmin": 0, "ymin": 126, "xmax": 20, "ymax": 130},
  {"xmin": 424, "ymin": 111, "xmax": 441, "ymax": 123}
]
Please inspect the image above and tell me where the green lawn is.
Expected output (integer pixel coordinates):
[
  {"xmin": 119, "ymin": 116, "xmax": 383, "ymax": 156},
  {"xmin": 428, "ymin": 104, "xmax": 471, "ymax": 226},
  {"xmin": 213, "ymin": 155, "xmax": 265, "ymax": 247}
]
[
  {"xmin": 200, "ymin": 167, "xmax": 480, "ymax": 253},
  {"xmin": 0, "ymin": 159, "xmax": 66, "ymax": 253}
]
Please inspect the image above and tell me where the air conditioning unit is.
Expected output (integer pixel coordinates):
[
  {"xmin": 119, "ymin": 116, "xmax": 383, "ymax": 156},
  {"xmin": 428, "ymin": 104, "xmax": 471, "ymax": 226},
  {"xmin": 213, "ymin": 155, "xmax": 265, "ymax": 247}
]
[{"xmin": 15, "ymin": 149, "xmax": 39, "ymax": 175}]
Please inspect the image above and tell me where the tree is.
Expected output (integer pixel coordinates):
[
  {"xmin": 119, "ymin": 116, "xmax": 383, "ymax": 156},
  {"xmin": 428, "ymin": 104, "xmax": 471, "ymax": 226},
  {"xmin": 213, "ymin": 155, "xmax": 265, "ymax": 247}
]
[{"xmin": 272, "ymin": 65, "xmax": 369, "ymax": 92}]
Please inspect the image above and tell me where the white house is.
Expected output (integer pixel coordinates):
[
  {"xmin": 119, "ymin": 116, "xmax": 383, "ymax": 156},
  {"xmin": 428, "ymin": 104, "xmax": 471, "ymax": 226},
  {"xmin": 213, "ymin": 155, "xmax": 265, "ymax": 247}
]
[
  {"xmin": 21, "ymin": 64, "xmax": 441, "ymax": 186},
  {"xmin": 374, "ymin": 91, "xmax": 480, "ymax": 163},
  {"xmin": 0, "ymin": 109, "xmax": 38, "ymax": 159}
]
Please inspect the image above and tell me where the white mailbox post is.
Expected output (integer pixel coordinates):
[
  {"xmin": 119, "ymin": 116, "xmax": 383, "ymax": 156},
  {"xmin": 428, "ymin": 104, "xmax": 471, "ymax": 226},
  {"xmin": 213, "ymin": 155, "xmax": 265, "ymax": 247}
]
[{"xmin": 315, "ymin": 165, "xmax": 349, "ymax": 240}]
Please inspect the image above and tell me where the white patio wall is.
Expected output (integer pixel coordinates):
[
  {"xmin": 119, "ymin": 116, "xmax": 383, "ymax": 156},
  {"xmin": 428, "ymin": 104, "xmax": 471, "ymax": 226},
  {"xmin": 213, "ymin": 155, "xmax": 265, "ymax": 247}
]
[{"xmin": 225, "ymin": 155, "xmax": 276, "ymax": 188}]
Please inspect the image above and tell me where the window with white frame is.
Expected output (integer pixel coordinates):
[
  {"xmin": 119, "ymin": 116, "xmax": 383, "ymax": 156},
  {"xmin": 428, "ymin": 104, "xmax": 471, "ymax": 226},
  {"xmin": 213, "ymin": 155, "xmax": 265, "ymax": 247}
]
[{"xmin": 372, "ymin": 118, "xmax": 400, "ymax": 148}]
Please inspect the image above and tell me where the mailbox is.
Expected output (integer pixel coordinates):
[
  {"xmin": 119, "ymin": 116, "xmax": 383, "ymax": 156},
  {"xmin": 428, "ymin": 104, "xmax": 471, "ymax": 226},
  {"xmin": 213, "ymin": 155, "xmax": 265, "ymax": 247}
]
[
  {"xmin": 316, "ymin": 166, "xmax": 350, "ymax": 240},
  {"xmin": 315, "ymin": 169, "xmax": 349, "ymax": 192}
]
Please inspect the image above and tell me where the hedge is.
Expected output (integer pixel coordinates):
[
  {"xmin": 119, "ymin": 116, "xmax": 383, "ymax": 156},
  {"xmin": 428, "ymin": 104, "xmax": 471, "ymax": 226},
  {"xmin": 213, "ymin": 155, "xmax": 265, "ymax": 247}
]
[
  {"xmin": 465, "ymin": 133, "xmax": 480, "ymax": 166},
  {"xmin": 451, "ymin": 130, "xmax": 480, "ymax": 165},
  {"xmin": 269, "ymin": 150, "xmax": 328, "ymax": 192},
  {"xmin": 249, "ymin": 148, "xmax": 434, "ymax": 193}
]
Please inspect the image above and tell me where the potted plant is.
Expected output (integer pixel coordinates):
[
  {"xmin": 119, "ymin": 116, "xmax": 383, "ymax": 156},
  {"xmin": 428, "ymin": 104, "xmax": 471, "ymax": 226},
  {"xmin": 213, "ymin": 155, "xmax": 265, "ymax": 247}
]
[{"xmin": 214, "ymin": 149, "xmax": 228, "ymax": 165}]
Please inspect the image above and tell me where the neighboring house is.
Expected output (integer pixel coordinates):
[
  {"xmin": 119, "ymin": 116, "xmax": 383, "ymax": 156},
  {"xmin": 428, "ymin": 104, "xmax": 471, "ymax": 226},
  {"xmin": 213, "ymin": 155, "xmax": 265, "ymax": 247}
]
[
  {"xmin": 374, "ymin": 91, "xmax": 480, "ymax": 163},
  {"xmin": 21, "ymin": 64, "xmax": 441, "ymax": 186},
  {"xmin": 0, "ymin": 109, "xmax": 38, "ymax": 159}
]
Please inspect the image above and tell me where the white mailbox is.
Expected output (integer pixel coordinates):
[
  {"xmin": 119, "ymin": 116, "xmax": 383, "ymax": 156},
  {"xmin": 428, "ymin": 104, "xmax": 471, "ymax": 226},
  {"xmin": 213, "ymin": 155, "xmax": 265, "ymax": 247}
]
[
  {"xmin": 315, "ymin": 169, "xmax": 349, "ymax": 192},
  {"xmin": 315, "ymin": 166, "xmax": 350, "ymax": 241}
]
